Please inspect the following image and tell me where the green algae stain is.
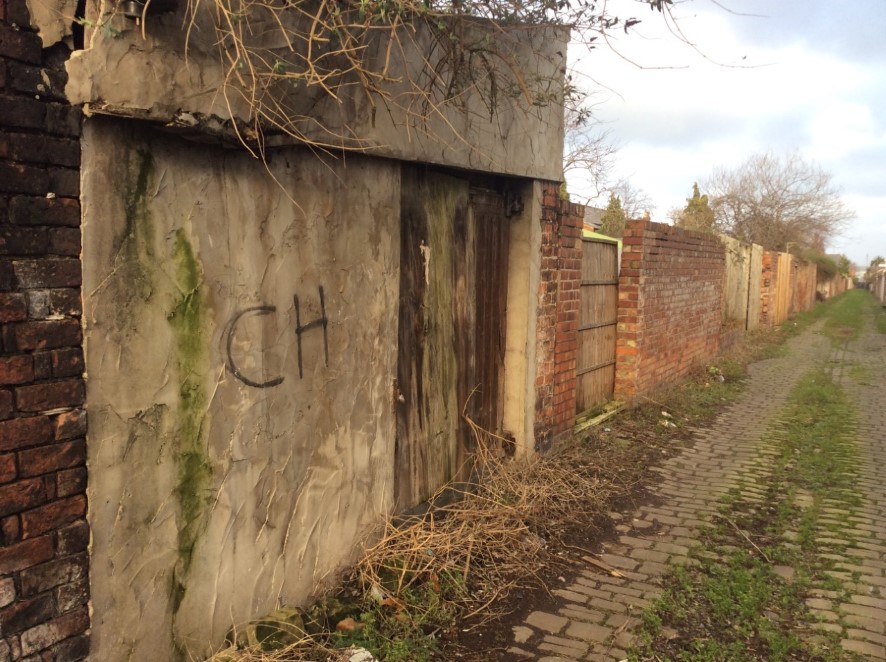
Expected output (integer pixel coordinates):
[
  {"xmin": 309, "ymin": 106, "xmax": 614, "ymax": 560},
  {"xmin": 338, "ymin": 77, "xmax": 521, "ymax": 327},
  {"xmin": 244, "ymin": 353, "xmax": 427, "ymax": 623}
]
[
  {"xmin": 167, "ymin": 228, "xmax": 212, "ymax": 620},
  {"xmin": 114, "ymin": 148, "xmax": 159, "ymax": 335},
  {"xmin": 123, "ymin": 149, "xmax": 155, "ymax": 255}
]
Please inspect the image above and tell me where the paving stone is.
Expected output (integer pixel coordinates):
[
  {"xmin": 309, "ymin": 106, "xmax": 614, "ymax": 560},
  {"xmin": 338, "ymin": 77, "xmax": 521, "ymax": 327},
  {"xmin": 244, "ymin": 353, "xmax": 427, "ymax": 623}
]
[
  {"xmin": 841, "ymin": 638, "xmax": 886, "ymax": 658},
  {"xmin": 652, "ymin": 542, "xmax": 689, "ymax": 556},
  {"xmin": 540, "ymin": 634, "xmax": 589, "ymax": 655},
  {"xmin": 559, "ymin": 606, "xmax": 607, "ymax": 624},
  {"xmin": 631, "ymin": 548, "xmax": 670, "ymax": 564},
  {"xmin": 842, "ymin": 602, "xmax": 886, "ymax": 625},
  {"xmin": 553, "ymin": 588, "xmax": 590, "ymax": 604},
  {"xmin": 507, "ymin": 646, "xmax": 535, "ymax": 658},
  {"xmin": 569, "ymin": 585, "xmax": 618, "ymax": 603},
  {"xmin": 605, "ymin": 583, "xmax": 644, "ymax": 599},
  {"xmin": 812, "ymin": 622, "xmax": 843, "ymax": 635},
  {"xmin": 617, "ymin": 536, "xmax": 653, "ymax": 548},
  {"xmin": 604, "ymin": 613, "xmax": 637, "ymax": 629},
  {"xmin": 598, "ymin": 554, "xmax": 639, "ymax": 571},
  {"xmin": 636, "ymin": 561, "xmax": 670, "ymax": 576},
  {"xmin": 846, "ymin": 629, "xmax": 886, "ymax": 646},
  {"xmin": 851, "ymin": 594, "xmax": 886, "ymax": 610},
  {"xmin": 806, "ymin": 598, "xmax": 833, "ymax": 610},
  {"xmin": 842, "ymin": 613, "xmax": 885, "ymax": 635},
  {"xmin": 773, "ymin": 565, "xmax": 795, "ymax": 581},
  {"xmin": 585, "ymin": 598, "xmax": 627, "ymax": 614},
  {"xmin": 564, "ymin": 621, "xmax": 612, "ymax": 643},
  {"xmin": 526, "ymin": 611, "xmax": 568, "ymax": 634}
]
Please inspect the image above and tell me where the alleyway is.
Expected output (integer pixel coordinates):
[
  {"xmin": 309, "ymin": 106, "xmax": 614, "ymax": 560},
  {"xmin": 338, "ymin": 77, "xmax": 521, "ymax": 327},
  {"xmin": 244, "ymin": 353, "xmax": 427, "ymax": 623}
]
[{"xmin": 508, "ymin": 301, "xmax": 886, "ymax": 661}]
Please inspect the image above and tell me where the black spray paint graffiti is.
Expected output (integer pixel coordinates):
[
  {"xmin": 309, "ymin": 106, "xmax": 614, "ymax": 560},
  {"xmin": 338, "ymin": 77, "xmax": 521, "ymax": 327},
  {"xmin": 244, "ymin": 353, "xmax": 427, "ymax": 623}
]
[{"xmin": 224, "ymin": 286, "xmax": 329, "ymax": 388}]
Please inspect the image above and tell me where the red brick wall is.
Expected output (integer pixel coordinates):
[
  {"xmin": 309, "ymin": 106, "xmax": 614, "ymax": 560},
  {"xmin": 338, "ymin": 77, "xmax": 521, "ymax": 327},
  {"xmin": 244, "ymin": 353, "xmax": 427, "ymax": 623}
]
[
  {"xmin": 1, "ymin": 1, "xmax": 89, "ymax": 659},
  {"xmin": 534, "ymin": 183, "xmax": 582, "ymax": 449},
  {"xmin": 759, "ymin": 250, "xmax": 777, "ymax": 327},
  {"xmin": 615, "ymin": 220, "xmax": 725, "ymax": 401}
]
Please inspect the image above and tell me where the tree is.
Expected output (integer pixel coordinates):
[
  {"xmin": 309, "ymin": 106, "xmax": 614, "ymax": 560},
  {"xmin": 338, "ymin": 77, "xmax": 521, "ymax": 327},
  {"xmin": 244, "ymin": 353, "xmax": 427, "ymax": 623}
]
[
  {"xmin": 607, "ymin": 178, "xmax": 653, "ymax": 221},
  {"xmin": 595, "ymin": 180, "xmax": 652, "ymax": 237},
  {"xmin": 562, "ymin": 88, "xmax": 619, "ymax": 201},
  {"xmin": 600, "ymin": 193, "xmax": 626, "ymax": 238},
  {"xmin": 704, "ymin": 152, "xmax": 854, "ymax": 251},
  {"xmin": 866, "ymin": 256, "xmax": 886, "ymax": 284},
  {"xmin": 673, "ymin": 182, "xmax": 715, "ymax": 232}
]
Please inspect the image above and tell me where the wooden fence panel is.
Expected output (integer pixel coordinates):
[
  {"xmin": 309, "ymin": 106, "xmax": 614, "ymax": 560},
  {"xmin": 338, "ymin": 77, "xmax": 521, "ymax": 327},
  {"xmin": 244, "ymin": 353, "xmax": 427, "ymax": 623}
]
[
  {"xmin": 793, "ymin": 262, "xmax": 817, "ymax": 313},
  {"xmin": 774, "ymin": 252, "xmax": 793, "ymax": 325},
  {"xmin": 577, "ymin": 237, "xmax": 618, "ymax": 412},
  {"xmin": 722, "ymin": 235, "xmax": 750, "ymax": 323}
]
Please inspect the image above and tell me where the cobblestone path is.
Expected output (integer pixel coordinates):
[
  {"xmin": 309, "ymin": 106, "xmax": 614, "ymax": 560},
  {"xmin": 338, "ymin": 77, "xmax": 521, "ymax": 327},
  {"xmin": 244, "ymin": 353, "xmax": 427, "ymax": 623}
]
[{"xmin": 509, "ymin": 308, "xmax": 886, "ymax": 661}]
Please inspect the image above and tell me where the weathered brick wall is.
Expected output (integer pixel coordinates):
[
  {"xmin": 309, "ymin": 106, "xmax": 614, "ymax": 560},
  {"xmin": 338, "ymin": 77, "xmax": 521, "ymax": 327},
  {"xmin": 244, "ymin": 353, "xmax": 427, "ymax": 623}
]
[
  {"xmin": 1, "ymin": 1, "xmax": 89, "ymax": 659},
  {"xmin": 759, "ymin": 250, "xmax": 777, "ymax": 327},
  {"xmin": 615, "ymin": 220, "xmax": 725, "ymax": 401},
  {"xmin": 534, "ymin": 183, "xmax": 581, "ymax": 449}
]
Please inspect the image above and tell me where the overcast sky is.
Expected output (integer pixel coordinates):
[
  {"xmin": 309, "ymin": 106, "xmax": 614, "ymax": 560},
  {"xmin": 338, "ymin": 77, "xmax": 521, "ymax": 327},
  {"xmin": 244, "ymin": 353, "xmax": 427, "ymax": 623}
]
[{"xmin": 565, "ymin": 0, "xmax": 886, "ymax": 267}]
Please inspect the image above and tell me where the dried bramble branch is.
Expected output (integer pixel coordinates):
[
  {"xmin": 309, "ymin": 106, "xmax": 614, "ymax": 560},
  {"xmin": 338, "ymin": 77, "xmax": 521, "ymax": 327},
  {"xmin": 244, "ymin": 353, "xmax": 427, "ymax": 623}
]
[{"xmin": 175, "ymin": 0, "xmax": 675, "ymax": 155}]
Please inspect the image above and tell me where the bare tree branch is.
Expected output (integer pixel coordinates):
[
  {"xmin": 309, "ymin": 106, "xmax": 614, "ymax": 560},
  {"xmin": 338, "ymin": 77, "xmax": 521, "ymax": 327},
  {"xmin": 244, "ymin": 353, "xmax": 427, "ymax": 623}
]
[{"xmin": 704, "ymin": 151, "xmax": 855, "ymax": 252}]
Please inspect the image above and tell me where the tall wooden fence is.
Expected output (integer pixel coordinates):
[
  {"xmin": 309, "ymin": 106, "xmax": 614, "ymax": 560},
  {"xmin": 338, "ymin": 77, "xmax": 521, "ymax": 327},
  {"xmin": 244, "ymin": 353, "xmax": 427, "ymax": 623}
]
[
  {"xmin": 817, "ymin": 274, "xmax": 852, "ymax": 299},
  {"xmin": 576, "ymin": 236, "xmax": 618, "ymax": 412},
  {"xmin": 871, "ymin": 271, "xmax": 886, "ymax": 304},
  {"xmin": 760, "ymin": 251, "xmax": 821, "ymax": 327},
  {"xmin": 721, "ymin": 236, "xmax": 763, "ymax": 330}
]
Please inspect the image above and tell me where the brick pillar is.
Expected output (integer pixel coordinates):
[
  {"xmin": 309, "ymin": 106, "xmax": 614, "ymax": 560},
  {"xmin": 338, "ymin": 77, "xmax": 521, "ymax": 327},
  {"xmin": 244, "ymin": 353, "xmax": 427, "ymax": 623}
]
[
  {"xmin": 534, "ymin": 183, "xmax": 581, "ymax": 450},
  {"xmin": 1, "ymin": 1, "xmax": 89, "ymax": 659},
  {"xmin": 613, "ymin": 220, "xmax": 644, "ymax": 400},
  {"xmin": 760, "ymin": 251, "xmax": 777, "ymax": 327}
]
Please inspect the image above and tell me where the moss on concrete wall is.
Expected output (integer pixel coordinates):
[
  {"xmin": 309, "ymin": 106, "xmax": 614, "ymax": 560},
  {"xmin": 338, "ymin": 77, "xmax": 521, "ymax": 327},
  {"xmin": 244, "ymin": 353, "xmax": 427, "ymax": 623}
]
[{"xmin": 167, "ymin": 228, "xmax": 212, "ymax": 618}]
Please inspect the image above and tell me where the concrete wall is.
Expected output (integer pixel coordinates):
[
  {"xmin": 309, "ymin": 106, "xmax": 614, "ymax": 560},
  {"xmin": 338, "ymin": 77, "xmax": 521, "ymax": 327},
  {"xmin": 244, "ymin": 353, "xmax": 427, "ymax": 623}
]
[
  {"xmin": 502, "ymin": 181, "xmax": 542, "ymax": 457},
  {"xmin": 615, "ymin": 221, "xmax": 725, "ymax": 401},
  {"xmin": 13, "ymin": 3, "xmax": 562, "ymax": 657},
  {"xmin": 0, "ymin": 4, "xmax": 91, "ymax": 659},
  {"xmin": 81, "ymin": 117, "xmax": 400, "ymax": 659},
  {"xmin": 63, "ymin": 0, "xmax": 566, "ymax": 181}
]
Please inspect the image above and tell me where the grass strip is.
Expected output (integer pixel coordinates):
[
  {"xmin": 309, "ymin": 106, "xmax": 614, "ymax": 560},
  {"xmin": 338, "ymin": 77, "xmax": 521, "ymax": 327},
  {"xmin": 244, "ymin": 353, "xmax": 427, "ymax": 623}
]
[{"xmin": 631, "ymin": 367, "xmax": 862, "ymax": 662}]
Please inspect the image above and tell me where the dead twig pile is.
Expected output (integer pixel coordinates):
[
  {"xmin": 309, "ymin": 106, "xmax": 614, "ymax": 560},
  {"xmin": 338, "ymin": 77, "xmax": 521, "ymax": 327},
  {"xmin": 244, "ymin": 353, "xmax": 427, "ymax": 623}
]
[
  {"xmin": 207, "ymin": 415, "xmax": 628, "ymax": 661},
  {"xmin": 356, "ymin": 415, "xmax": 617, "ymax": 628}
]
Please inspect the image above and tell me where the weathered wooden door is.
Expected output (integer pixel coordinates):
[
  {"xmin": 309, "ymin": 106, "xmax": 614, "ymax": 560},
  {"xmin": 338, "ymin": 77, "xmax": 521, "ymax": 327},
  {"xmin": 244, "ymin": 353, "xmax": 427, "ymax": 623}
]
[
  {"xmin": 394, "ymin": 171, "xmax": 510, "ymax": 511},
  {"xmin": 468, "ymin": 190, "xmax": 509, "ymax": 436},
  {"xmin": 576, "ymin": 237, "xmax": 619, "ymax": 413}
]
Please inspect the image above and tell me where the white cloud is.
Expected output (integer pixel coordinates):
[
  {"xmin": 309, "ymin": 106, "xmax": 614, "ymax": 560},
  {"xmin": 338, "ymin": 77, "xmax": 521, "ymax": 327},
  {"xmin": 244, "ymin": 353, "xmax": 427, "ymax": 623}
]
[
  {"xmin": 565, "ymin": 0, "xmax": 886, "ymax": 266},
  {"xmin": 806, "ymin": 102, "xmax": 886, "ymax": 161}
]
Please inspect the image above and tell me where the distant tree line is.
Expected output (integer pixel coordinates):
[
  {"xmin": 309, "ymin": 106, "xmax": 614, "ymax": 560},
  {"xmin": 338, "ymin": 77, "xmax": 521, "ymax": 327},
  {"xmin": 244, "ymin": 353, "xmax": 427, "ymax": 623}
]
[{"xmin": 670, "ymin": 152, "xmax": 853, "ymax": 255}]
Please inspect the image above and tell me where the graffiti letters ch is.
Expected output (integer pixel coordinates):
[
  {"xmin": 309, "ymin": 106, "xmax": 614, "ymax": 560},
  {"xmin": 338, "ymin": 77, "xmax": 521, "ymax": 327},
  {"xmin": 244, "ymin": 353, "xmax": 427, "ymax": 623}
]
[{"xmin": 224, "ymin": 286, "xmax": 329, "ymax": 388}]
